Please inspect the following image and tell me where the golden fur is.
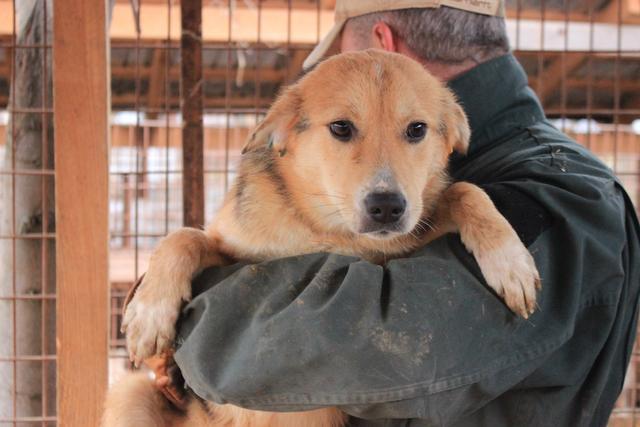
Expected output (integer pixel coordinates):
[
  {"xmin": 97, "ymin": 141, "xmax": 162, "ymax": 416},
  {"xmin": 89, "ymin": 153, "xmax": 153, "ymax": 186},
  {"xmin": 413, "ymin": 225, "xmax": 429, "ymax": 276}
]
[{"xmin": 103, "ymin": 50, "xmax": 540, "ymax": 427}]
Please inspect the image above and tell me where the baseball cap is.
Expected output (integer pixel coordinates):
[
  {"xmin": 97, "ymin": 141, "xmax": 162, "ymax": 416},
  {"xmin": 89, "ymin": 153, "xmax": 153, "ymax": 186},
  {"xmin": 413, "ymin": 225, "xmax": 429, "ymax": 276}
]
[{"xmin": 303, "ymin": 0, "xmax": 505, "ymax": 70}]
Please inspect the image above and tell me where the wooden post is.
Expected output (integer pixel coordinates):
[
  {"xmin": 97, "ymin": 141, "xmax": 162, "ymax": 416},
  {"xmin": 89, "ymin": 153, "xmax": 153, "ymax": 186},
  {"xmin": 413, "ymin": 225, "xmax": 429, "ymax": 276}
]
[
  {"xmin": 181, "ymin": 0, "xmax": 205, "ymax": 228},
  {"xmin": 53, "ymin": 0, "xmax": 109, "ymax": 425}
]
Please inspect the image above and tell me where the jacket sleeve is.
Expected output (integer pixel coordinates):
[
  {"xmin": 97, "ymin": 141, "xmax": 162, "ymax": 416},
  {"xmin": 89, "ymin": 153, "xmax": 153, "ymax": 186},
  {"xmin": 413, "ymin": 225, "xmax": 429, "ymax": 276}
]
[{"xmin": 173, "ymin": 176, "xmax": 630, "ymax": 424}]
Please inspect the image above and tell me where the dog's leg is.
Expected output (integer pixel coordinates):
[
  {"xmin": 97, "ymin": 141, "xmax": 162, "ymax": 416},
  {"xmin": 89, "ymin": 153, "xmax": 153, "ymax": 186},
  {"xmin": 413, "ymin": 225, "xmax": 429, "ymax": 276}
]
[
  {"xmin": 437, "ymin": 182, "xmax": 541, "ymax": 318},
  {"xmin": 203, "ymin": 404, "xmax": 348, "ymax": 427},
  {"xmin": 122, "ymin": 228, "xmax": 226, "ymax": 365},
  {"xmin": 102, "ymin": 372, "xmax": 184, "ymax": 427},
  {"xmin": 268, "ymin": 408, "xmax": 348, "ymax": 427}
]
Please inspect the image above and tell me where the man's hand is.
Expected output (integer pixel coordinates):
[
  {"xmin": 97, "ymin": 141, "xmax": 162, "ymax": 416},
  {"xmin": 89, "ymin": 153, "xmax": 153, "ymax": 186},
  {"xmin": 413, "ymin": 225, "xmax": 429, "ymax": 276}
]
[{"xmin": 144, "ymin": 351, "xmax": 188, "ymax": 411}]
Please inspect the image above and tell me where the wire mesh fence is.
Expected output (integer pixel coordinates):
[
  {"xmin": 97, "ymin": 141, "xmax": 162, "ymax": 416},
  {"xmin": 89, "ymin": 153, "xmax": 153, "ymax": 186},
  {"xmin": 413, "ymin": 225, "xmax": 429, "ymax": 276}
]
[
  {"xmin": 0, "ymin": 0, "xmax": 56, "ymax": 425},
  {"xmin": 0, "ymin": 0, "xmax": 638, "ymax": 424}
]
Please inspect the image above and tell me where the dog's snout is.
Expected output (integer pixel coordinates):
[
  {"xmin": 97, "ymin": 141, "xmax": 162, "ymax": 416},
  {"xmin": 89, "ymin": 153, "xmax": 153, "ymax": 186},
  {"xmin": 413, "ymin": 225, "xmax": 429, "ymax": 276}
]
[{"xmin": 365, "ymin": 192, "xmax": 406, "ymax": 224}]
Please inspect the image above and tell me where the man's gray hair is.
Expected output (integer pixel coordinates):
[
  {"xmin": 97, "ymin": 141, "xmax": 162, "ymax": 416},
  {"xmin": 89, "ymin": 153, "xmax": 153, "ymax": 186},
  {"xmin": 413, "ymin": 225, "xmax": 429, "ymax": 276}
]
[{"xmin": 349, "ymin": 7, "xmax": 510, "ymax": 65}]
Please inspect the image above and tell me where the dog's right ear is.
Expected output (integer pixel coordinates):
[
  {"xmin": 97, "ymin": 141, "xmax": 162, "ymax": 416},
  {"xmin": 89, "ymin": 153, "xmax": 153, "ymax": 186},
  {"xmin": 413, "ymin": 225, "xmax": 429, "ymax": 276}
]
[
  {"xmin": 439, "ymin": 92, "xmax": 471, "ymax": 155},
  {"xmin": 241, "ymin": 87, "xmax": 304, "ymax": 156}
]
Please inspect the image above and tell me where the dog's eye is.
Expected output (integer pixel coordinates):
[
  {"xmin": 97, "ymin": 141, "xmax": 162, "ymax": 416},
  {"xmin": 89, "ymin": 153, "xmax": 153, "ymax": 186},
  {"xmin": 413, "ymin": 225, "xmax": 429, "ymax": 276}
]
[
  {"xmin": 329, "ymin": 121, "xmax": 355, "ymax": 142},
  {"xmin": 405, "ymin": 122, "xmax": 428, "ymax": 143}
]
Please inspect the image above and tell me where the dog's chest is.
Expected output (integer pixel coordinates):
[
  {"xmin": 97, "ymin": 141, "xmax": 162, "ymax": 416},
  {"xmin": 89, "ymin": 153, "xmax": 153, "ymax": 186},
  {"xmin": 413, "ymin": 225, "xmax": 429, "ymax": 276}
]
[{"xmin": 212, "ymin": 210, "xmax": 331, "ymax": 261}]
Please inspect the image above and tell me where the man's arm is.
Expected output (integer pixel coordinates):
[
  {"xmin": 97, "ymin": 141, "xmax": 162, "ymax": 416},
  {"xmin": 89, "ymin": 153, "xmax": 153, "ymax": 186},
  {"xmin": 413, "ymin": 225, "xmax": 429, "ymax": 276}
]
[{"xmin": 173, "ymin": 178, "xmax": 633, "ymax": 425}]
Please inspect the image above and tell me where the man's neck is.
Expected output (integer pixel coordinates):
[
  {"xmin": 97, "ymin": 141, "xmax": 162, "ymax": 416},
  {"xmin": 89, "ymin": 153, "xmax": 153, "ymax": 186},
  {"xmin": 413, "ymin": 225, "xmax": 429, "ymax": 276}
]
[
  {"xmin": 421, "ymin": 60, "xmax": 478, "ymax": 82},
  {"xmin": 395, "ymin": 40, "xmax": 477, "ymax": 82}
]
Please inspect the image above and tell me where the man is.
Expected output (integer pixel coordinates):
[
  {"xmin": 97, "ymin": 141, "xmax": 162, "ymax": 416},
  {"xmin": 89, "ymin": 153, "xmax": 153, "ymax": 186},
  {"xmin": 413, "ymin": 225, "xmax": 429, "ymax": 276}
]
[{"xmin": 174, "ymin": 1, "xmax": 640, "ymax": 425}]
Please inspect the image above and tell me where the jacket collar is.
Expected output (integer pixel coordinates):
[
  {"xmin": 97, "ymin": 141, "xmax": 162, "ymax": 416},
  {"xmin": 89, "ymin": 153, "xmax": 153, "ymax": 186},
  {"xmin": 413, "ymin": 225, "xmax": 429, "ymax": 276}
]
[{"xmin": 447, "ymin": 53, "xmax": 546, "ymax": 159}]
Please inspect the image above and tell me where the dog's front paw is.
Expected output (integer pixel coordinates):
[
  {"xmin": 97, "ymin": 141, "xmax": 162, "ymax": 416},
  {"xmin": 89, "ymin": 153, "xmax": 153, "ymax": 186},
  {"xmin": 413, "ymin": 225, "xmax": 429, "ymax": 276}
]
[
  {"xmin": 121, "ymin": 276, "xmax": 189, "ymax": 367},
  {"xmin": 475, "ymin": 237, "xmax": 541, "ymax": 319}
]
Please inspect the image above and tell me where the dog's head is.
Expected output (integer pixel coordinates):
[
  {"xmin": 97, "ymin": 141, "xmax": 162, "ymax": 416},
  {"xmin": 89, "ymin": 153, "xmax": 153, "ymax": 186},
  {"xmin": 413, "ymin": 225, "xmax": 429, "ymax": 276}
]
[{"xmin": 243, "ymin": 49, "xmax": 470, "ymax": 240}]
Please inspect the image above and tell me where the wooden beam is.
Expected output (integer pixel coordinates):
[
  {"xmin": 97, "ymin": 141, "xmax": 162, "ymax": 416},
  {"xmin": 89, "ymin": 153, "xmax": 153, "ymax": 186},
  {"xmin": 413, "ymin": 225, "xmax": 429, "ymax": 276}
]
[
  {"xmin": 538, "ymin": 54, "xmax": 586, "ymax": 103},
  {"xmin": 321, "ymin": 0, "xmax": 337, "ymax": 9},
  {"xmin": 507, "ymin": 7, "xmax": 640, "ymax": 24},
  {"xmin": 507, "ymin": 0, "xmax": 640, "ymax": 24},
  {"xmin": 111, "ymin": 63, "xmax": 287, "ymax": 82},
  {"xmin": 0, "ymin": 61, "xmax": 9, "ymax": 79},
  {"xmin": 0, "ymin": 1, "xmax": 14, "ymax": 36},
  {"xmin": 206, "ymin": 66, "xmax": 286, "ymax": 82},
  {"xmin": 54, "ymin": 0, "xmax": 109, "ymax": 426},
  {"xmin": 530, "ymin": 77, "xmax": 640, "ymax": 91},
  {"xmin": 146, "ymin": 47, "xmax": 167, "ymax": 111},
  {"xmin": 286, "ymin": 48, "xmax": 308, "ymax": 82},
  {"xmin": 202, "ymin": 97, "xmax": 274, "ymax": 109},
  {"xmin": 564, "ymin": 78, "xmax": 640, "ymax": 90},
  {"xmin": 113, "ymin": 0, "xmax": 335, "ymax": 9},
  {"xmin": 623, "ymin": 92, "xmax": 640, "ymax": 109},
  {"xmin": 598, "ymin": 0, "xmax": 633, "ymax": 23},
  {"xmin": 181, "ymin": 0, "xmax": 205, "ymax": 228},
  {"xmin": 111, "ymin": 94, "xmax": 274, "ymax": 109}
]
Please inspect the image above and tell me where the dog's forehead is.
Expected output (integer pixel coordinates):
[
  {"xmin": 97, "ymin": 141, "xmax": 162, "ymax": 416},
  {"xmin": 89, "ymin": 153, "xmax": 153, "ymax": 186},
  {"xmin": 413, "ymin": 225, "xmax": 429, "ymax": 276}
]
[
  {"xmin": 312, "ymin": 54, "xmax": 401, "ymax": 86},
  {"xmin": 300, "ymin": 56, "xmax": 428, "ymax": 119}
]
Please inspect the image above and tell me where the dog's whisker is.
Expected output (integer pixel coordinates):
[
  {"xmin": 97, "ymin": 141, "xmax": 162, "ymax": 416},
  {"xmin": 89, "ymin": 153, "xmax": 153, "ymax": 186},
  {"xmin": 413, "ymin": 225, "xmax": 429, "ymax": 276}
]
[
  {"xmin": 408, "ymin": 229, "xmax": 421, "ymax": 241},
  {"xmin": 314, "ymin": 209, "xmax": 349, "ymax": 224},
  {"xmin": 418, "ymin": 218, "xmax": 437, "ymax": 232},
  {"xmin": 413, "ymin": 224, "xmax": 427, "ymax": 235},
  {"xmin": 300, "ymin": 192, "xmax": 347, "ymax": 200},
  {"xmin": 309, "ymin": 203, "xmax": 348, "ymax": 210},
  {"xmin": 294, "ymin": 182, "xmax": 348, "ymax": 199}
]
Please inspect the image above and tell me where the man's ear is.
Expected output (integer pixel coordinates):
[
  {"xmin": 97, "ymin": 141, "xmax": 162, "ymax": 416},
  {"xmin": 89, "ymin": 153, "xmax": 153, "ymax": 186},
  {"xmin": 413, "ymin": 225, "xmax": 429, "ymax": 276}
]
[
  {"xmin": 371, "ymin": 21, "xmax": 398, "ymax": 52},
  {"xmin": 440, "ymin": 93, "xmax": 470, "ymax": 155},
  {"xmin": 241, "ymin": 86, "xmax": 303, "ymax": 155}
]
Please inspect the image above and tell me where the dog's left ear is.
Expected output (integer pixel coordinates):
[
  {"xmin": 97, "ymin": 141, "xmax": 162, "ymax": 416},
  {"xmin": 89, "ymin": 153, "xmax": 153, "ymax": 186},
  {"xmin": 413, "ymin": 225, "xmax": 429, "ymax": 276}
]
[
  {"xmin": 241, "ymin": 87, "xmax": 303, "ymax": 155},
  {"xmin": 440, "ymin": 93, "xmax": 471, "ymax": 155}
]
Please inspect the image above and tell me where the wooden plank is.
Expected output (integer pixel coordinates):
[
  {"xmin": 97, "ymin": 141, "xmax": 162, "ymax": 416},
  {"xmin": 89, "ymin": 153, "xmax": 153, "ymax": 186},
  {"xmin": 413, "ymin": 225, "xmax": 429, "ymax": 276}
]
[
  {"xmin": 146, "ymin": 48, "xmax": 168, "ymax": 111},
  {"xmin": 53, "ymin": 0, "xmax": 109, "ymax": 425},
  {"xmin": 113, "ymin": 0, "xmax": 333, "ymax": 9},
  {"xmin": 111, "ymin": 63, "xmax": 287, "ymax": 82},
  {"xmin": 506, "ymin": 8, "xmax": 640, "ymax": 24},
  {"xmin": 0, "ymin": 1, "xmax": 14, "ymax": 35},
  {"xmin": 624, "ymin": 92, "xmax": 640, "ymax": 109},
  {"xmin": 111, "ymin": 93, "xmax": 274, "ymax": 109},
  {"xmin": 531, "ymin": 77, "xmax": 640, "ymax": 91},
  {"xmin": 538, "ymin": 54, "xmax": 586, "ymax": 103},
  {"xmin": 286, "ymin": 48, "xmax": 309, "ymax": 82},
  {"xmin": 563, "ymin": 79, "xmax": 640, "ymax": 90},
  {"xmin": 181, "ymin": 0, "xmax": 205, "ymax": 227}
]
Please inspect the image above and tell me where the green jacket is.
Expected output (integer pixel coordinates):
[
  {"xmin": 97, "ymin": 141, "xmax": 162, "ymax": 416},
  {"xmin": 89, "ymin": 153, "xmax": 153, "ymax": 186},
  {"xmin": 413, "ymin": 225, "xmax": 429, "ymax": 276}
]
[{"xmin": 175, "ymin": 54, "xmax": 640, "ymax": 427}]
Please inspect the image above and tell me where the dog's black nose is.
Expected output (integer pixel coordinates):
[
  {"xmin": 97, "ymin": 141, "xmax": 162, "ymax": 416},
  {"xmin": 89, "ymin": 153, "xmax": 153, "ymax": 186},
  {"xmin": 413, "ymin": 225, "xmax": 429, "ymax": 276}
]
[{"xmin": 365, "ymin": 192, "xmax": 406, "ymax": 224}]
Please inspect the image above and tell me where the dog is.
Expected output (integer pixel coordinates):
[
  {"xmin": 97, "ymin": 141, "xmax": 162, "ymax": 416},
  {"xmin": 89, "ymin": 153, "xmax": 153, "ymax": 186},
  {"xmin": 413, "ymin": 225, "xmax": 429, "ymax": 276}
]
[{"xmin": 103, "ymin": 49, "xmax": 540, "ymax": 427}]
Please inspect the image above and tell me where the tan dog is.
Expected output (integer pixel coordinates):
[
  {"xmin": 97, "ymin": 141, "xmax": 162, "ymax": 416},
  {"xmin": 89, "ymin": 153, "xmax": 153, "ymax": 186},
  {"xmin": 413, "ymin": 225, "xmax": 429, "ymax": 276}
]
[{"xmin": 103, "ymin": 49, "xmax": 540, "ymax": 427}]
